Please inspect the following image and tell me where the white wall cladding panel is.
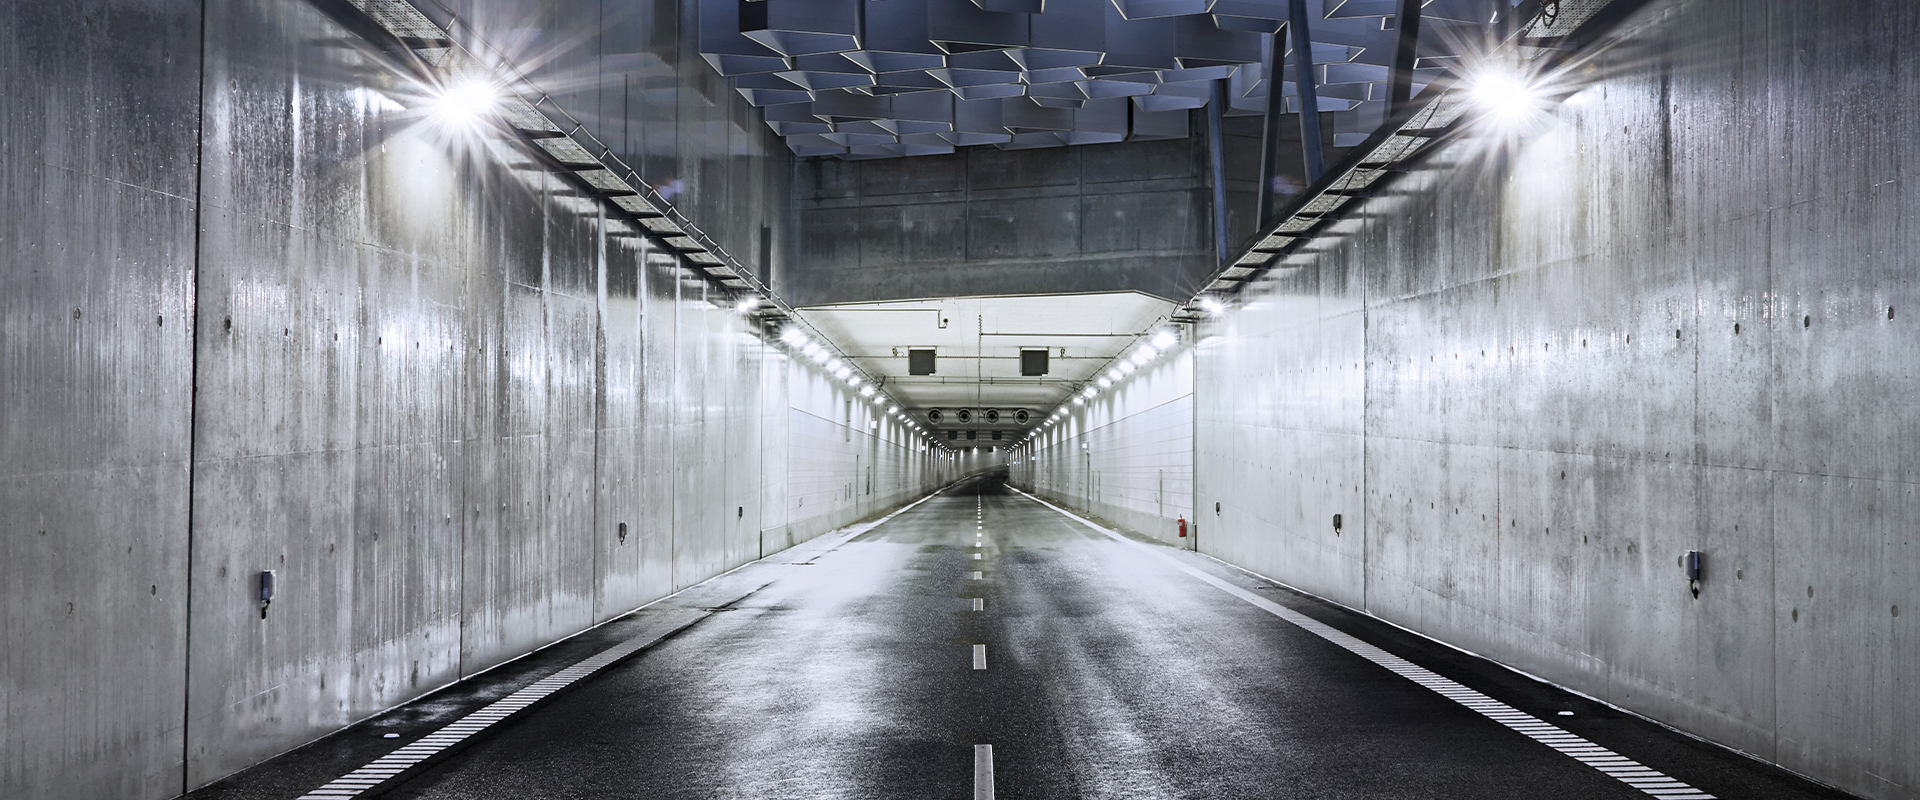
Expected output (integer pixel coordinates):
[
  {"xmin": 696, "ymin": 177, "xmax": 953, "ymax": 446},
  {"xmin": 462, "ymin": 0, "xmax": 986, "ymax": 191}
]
[{"xmin": 1189, "ymin": 2, "xmax": 1920, "ymax": 797}]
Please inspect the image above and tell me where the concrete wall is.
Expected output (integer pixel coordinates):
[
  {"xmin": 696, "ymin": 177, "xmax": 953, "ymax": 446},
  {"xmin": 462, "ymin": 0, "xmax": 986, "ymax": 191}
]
[
  {"xmin": 1010, "ymin": 347, "xmax": 1196, "ymax": 545},
  {"xmin": 791, "ymin": 138, "xmax": 1217, "ymax": 306},
  {"xmin": 0, "ymin": 1, "xmax": 945, "ymax": 798},
  {"xmin": 0, "ymin": 2, "xmax": 202, "ymax": 798},
  {"xmin": 1194, "ymin": 1, "xmax": 1920, "ymax": 797}
]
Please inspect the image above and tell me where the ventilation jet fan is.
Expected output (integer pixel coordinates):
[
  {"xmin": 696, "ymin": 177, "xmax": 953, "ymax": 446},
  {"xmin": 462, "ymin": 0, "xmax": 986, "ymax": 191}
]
[
  {"xmin": 927, "ymin": 409, "xmax": 944, "ymax": 424},
  {"xmin": 1014, "ymin": 409, "xmax": 1030, "ymax": 425},
  {"xmin": 984, "ymin": 409, "xmax": 1000, "ymax": 424},
  {"xmin": 956, "ymin": 409, "xmax": 973, "ymax": 424}
]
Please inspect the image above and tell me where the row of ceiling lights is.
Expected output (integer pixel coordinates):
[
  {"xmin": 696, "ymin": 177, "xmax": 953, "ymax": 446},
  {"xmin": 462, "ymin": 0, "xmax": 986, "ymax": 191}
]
[
  {"xmin": 432, "ymin": 77, "xmax": 970, "ymax": 457},
  {"xmin": 1007, "ymin": 62, "xmax": 1556, "ymax": 456},
  {"xmin": 1017, "ymin": 328, "xmax": 1179, "ymax": 446},
  {"xmin": 1183, "ymin": 59, "xmax": 1553, "ymax": 316},
  {"xmin": 775, "ymin": 324, "xmax": 969, "ymax": 452}
]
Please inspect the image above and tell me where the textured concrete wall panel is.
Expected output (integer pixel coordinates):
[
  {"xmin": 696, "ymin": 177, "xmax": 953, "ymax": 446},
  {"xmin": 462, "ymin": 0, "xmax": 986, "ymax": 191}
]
[
  {"xmin": 0, "ymin": 3, "xmax": 202, "ymax": 797},
  {"xmin": 1192, "ymin": 2, "xmax": 1920, "ymax": 796},
  {"xmin": 791, "ymin": 138, "xmax": 1215, "ymax": 305}
]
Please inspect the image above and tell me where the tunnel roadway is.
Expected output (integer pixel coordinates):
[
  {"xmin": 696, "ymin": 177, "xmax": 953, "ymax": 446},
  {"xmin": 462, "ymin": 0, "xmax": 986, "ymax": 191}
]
[{"xmin": 190, "ymin": 474, "xmax": 1851, "ymax": 800}]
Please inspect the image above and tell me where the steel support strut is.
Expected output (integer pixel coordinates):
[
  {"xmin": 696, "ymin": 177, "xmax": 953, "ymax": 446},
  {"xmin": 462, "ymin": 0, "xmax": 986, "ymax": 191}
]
[
  {"xmin": 1207, "ymin": 79, "xmax": 1230, "ymax": 264},
  {"xmin": 1254, "ymin": 32, "xmax": 1287, "ymax": 229},
  {"xmin": 1288, "ymin": 0, "xmax": 1324, "ymax": 184},
  {"xmin": 1388, "ymin": 0, "xmax": 1423, "ymax": 115}
]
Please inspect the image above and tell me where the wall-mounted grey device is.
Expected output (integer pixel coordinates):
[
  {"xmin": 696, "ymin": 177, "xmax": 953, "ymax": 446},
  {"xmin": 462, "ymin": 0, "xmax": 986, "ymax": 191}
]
[
  {"xmin": 1679, "ymin": 551, "xmax": 1702, "ymax": 597},
  {"xmin": 259, "ymin": 570, "xmax": 277, "ymax": 619}
]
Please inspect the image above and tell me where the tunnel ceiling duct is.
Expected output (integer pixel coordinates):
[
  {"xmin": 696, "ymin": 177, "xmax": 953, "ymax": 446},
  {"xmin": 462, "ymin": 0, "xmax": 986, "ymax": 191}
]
[{"xmin": 695, "ymin": 0, "xmax": 1519, "ymax": 159}]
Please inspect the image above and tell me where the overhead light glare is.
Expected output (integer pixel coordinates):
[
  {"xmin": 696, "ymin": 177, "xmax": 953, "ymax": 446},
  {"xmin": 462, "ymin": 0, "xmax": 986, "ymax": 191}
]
[
  {"xmin": 736, "ymin": 296, "xmax": 758, "ymax": 313},
  {"xmin": 430, "ymin": 78, "xmax": 500, "ymax": 127},
  {"xmin": 1120, "ymin": 361, "xmax": 1137, "ymax": 374},
  {"xmin": 1150, "ymin": 331, "xmax": 1177, "ymax": 350},
  {"xmin": 1466, "ymin": 65, "xmax": 1545, "ymax": 125},
  {"xmin": 1200, "ymin": 297, "xmax": 1225, "ymax": 314},
  {"xmin": 1098, "ymin": 377, "xmax": 1112, "ymax": 388}
]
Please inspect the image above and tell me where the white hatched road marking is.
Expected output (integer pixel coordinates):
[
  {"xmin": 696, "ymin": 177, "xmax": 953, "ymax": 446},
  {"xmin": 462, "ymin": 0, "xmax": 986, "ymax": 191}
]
[
  {"xmin": 295, "ymin": 488, "xmax": 953, "ymax": 799},
  {"xmin": 1010, "ymin": 487, "xmax": 1717, "ymax": 800}
]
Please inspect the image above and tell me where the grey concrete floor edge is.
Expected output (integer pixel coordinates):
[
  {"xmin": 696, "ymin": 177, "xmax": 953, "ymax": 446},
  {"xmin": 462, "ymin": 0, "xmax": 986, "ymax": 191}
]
[
  {"xmin": 178, "ymin": 487, "xmax": 951, "ymax": 800},
  {"xmin": 1006, "ymin": 485, "xmax": 1860, "ymax": 800},
  {"xmin": 1191, "ymin": 542, "xmax": 1861, "ymax": 800}
]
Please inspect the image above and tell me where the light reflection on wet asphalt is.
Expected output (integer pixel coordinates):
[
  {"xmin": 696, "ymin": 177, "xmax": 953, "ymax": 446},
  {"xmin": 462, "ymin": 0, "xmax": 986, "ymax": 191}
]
[{"xmin": 194, "ymin": 473, "xmax": 1857, "ymax": 800}]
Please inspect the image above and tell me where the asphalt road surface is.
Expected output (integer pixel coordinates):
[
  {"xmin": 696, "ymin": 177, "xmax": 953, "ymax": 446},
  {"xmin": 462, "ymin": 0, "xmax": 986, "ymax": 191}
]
[{"xmin": 191, "ymin": 473, "xmax": 1854, "ymax": 800}]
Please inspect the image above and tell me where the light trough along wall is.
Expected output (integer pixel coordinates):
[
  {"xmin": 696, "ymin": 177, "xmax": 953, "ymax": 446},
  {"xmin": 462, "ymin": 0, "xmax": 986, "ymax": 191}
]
[
  {"xmin": 1010, "ymin": 347, "xmax": 1196, "ymax": 546},
  {"xmin": 0, "ymin": 0, "xmax": 949, "ymax": 798},
  {"xmin": 1195, "ymin": 1, "xmax": 1920, "ymax": 798}
]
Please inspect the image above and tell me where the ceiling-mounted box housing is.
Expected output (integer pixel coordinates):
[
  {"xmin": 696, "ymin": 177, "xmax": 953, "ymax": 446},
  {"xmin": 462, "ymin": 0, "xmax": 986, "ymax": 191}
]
[
  {"xmin": 909, "ymin": 348, "xmax": 937, "ymax": 375},
  {"xmin": 1020, "ymin": 349, "xmax": 1049, "ymax": 376}
]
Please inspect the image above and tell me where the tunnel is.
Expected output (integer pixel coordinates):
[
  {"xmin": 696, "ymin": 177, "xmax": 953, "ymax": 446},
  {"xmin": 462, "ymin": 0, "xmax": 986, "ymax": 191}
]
[{"xmin": 1, "ymin": 0, "xmax": 1914, "ymax": 798}]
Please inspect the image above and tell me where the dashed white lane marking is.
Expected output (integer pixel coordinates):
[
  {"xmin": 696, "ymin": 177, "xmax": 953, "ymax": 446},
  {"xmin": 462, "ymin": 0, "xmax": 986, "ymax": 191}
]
[
  {"xmin": 974, "ymin": 542, "xmax": 983, "ymax": 548},
  {"xmin": 972, "ymin": 598, "xmax": 984, "ymax": 611},
  {"xmin": 1009, "ymin": 488, "xmax": 1718, "ymax": 800},
  {"xmin": 296, "ymin": 488, "xmax": 962, "ymax": 799},
  {"xmin": 969, "ymin": 571, "xmax": 984, "ymax": 580},
  {"xmin": 973, "ymin": 553, "xmax": 983, "ymax": 560},
  {"xmin": 974, "ymin": 744, "xmax": 995, "ymax": 800},
  {"xmin": 973, "ymin": 644, "xmax": 988, "ymax": 670}
]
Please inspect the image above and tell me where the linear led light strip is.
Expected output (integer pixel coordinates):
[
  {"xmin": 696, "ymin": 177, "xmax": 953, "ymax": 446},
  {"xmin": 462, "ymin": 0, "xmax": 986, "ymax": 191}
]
[
  {"xmin": 1021, "ymin": 326, "xmax": 1178, "ymax": 444},
  {"xmin": 1186, "ymin": 0, "xmax": 1626, "ymax": 318},
  {"xmin": 346, "ymin": 0, "xmax": 781, "ymax": 314},
  {"xmin": 1012, "ymin": 486, "xmax": 1718, "ymax": 800}
]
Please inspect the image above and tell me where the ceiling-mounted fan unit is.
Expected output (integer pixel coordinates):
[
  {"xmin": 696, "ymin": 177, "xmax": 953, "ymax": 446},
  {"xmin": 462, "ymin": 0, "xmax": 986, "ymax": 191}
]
[
  {"xmin": 927, "ymin": 409, "xmax": 943, "ymax": 424},
  {"xmin": 956, "ymin": 409, "xmax": 973, "ymax": 424},
  {"xmin": 984, "ymin": 409, "xmax": 1000, "ymax": 424}
]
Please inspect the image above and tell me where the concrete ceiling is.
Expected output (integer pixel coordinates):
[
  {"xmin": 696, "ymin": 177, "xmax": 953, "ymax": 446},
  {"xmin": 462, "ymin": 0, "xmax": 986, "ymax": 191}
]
[{"xmin": 795, "ymin": 291, "xmax": 1176, "ymax": 429}]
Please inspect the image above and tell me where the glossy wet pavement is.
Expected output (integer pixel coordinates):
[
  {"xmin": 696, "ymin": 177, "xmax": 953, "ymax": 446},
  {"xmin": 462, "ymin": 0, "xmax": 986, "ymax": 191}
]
[{"xmin": 191, "ymin": 473, "xmax": 1853, "ymax": 800}]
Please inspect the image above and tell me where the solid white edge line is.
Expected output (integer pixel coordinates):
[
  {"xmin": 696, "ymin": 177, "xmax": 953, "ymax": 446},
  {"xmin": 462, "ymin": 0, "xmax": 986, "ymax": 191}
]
[
  {"xmin": 1006, "ymin": 486, "xmax": 1716, "ymax": 800},
  {"xmin": 297, "ymin": 486, "xmax": 965, "ymax": 798},
  {"xmin": 974, "ymin": 744, "xmax": 995, "ymax": 800}
]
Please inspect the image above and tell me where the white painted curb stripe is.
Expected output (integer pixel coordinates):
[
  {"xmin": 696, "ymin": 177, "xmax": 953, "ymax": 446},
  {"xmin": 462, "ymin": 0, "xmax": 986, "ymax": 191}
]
[
  {"xmin": 1010, "ymin": 487, "xmax": 1716, "ymax": 800},
  {"xmin": 296, "ymin": 487, "xmax": 956, "ymax": 798}
]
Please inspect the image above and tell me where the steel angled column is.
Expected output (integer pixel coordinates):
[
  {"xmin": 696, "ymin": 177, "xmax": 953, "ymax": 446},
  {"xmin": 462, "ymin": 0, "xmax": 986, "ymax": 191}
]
[{"xmin": 1288, "ymin": 0, "xmax": 1324, "ymax": 184}]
